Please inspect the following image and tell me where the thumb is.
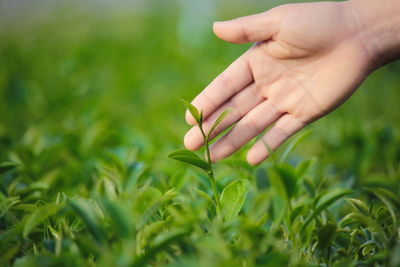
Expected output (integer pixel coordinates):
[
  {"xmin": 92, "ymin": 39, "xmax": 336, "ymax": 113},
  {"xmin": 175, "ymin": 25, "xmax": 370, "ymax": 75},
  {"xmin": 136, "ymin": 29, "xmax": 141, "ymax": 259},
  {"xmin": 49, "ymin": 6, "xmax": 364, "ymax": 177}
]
[{"xmin": 213, "ymin": 10, "xmax": 279, "ymax": 44}]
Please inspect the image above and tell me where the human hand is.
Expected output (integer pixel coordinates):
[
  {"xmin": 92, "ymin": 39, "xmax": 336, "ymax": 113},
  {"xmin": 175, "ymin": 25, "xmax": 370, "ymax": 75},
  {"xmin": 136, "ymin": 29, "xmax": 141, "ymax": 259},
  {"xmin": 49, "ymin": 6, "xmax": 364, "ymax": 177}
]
[{"xmin": 183, "ymin": 1, "xmax": 396, "ymax": 165}]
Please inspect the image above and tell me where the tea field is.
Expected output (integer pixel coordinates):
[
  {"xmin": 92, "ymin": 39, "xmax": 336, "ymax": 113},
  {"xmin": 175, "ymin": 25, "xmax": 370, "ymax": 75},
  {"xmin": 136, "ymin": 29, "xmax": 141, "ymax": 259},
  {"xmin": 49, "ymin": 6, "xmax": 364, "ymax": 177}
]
[{"xmin": 0, "ymin": 1, "xmax": 400, "ymax": 266}]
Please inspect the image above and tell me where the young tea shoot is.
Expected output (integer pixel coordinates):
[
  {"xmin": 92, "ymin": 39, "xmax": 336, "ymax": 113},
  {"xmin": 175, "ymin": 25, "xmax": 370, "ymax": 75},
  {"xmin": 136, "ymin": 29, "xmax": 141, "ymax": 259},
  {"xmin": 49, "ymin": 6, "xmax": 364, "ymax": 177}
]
[{"xmin": 168, "ymin": 100, "xmax": 248, "ymax": 220}]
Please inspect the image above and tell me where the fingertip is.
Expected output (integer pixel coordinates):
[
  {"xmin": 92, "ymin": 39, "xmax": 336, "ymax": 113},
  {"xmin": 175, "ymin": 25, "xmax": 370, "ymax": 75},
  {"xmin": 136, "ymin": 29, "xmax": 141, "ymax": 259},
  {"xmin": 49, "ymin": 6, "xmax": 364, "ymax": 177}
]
[
  {"xmin": 212, "ymin": 21, "xmax": 226, "ymax": 32},
  {"xmin": 246, "ymin": 152, "xmax": 257, "ymax": 166},
  {"xmin": 246, "ymin": 147, "xmax": 267, "ymax": 166},
  {"xmin": 214, "ymin": 11, "xmax": 279, "ymax": 44},
  {"xmin": 212, "ymin": 21, "xmax": 225, "ymax": 39},
  {"xmin": 212, "ymin": 20, "xmax": 244, "ymax": 44},
  {"xmin": 183, "ymin": 129, "xmax": 204, "ymax": 151},
  {"xmin": 183, "ymin": 132, "xmax": 196, "ymax": 151}
]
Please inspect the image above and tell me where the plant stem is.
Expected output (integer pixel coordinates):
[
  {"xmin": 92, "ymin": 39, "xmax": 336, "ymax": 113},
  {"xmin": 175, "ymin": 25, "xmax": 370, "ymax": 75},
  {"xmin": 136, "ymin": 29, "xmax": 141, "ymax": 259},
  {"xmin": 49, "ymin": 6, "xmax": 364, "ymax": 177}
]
[{"xmin": 199, "ymin": 126, "xmax": 222, "ymax": 218}]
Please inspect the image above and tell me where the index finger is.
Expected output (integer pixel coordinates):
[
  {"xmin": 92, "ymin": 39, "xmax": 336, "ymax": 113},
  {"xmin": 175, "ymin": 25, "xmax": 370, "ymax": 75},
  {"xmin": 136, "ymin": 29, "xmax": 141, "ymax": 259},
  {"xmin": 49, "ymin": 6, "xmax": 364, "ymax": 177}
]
[{"xmin": 185, "ymin": 52, "xmax": 253, "ymax": 125}]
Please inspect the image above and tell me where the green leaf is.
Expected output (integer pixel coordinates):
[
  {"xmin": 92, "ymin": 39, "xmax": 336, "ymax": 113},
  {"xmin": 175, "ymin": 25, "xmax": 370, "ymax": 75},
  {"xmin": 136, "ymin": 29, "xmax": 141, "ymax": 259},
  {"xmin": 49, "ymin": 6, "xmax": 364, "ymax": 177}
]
[
  {"xmin": 303, "ymin": 177, "xmax": 315, "ymax": 197},
  {"xmin": 138, "ymin": 221, "xmax": 166, "ymax": 250},
  {"xmin": 0, "ymin": 197, "xmax": 20, "ymax": 218},
  {"xmin": 280, "ymin": 130, "xmax": 311, "ymax": 163},
  {"xmin": 100, "ymin": 198, "xmax": 133, "ymax": 238},
  {"xmin": 315, "ymin": 188, "xmax": 352, "ymax": 213},
  {"xmin": 345, "ymin": 198, "xmax": 369, "ymax": 216},
  {"xmin": 0, "ymin": 162, "xmax": 18, "ymax": 175},
  {"xmin": 208, "ymin": 109, "xmax": 231, "ymax": 137},
  {"xmin": 168, "ymin": 149, "xmax": 210, "ymax": 172},
  {"xmin": 361, "ymin": 240, "xmax": 378, "ymax": 257},
  {"xmin": 262, "ymin": 140, "xmax": 277, "ymax": 163},
  {"xmin": 134, "ymin": 186, "xmax": 165, "ymax": 228},
  {"xmin": 125, "ymin": 161, "xmax": 146, "ymax": 193},
  {"xmin": 136, "ymin": 186, "xmax": 163, "ymax": 213},
  {"xmin": 318, "ymin": 222, "xmax": 337, "ymax": 251},
  {"xmin": 302, "ymin": 188, "xmax": 352, "ymax": 230},
  {"xmin": 367, "ymin": 187, "xmax": 400, "ymax": 206},
  {"xmin": 295, "ymin": 159, "xmax": 314, "ymax": 178},
  {"xmin": 133, "ymin": 229, "xmax": 188, "ymax": 267},
  {"xmin": 339, "ymin": 212, "xmax": 385, "ymax": 238},
  {"xmin": 181, "ymin": 99, "xmax": 201, "ymax": 125},
  {"xmin": 365, "ymin": 187, "xmax": 399, "ymax": 223},
  {"xmin": 268, "ymin": 165, "xmax": 297, "ymax": 203},
  {"xmin": 194, "ymin": 188, "xmax": 214, "ymax": 206},
  {"xmin": 289, "ymin": 204, "xmax": 307, "ymax": 223},
  {"xmin": 23, "ymin": 203, "xmax": 61, "ymax": 238},
  {"xmin": 199, "ymin": 110, "xmax": 203, "ymax": 124},
  {"xmin": 220, "ymin": 179, "xmax": 250, "ymax": 221},
  {"xmin": 67, "ymin": 198, "xmax": 105, "ymax": 243}
]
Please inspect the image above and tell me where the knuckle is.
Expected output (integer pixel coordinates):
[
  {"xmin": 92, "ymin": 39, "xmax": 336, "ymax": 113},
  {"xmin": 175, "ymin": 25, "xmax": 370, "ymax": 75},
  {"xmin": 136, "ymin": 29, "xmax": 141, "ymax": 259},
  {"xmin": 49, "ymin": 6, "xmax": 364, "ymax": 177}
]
[{"xmin": 245, "ymin": 115, "xmax": 263, "ymax": 133}]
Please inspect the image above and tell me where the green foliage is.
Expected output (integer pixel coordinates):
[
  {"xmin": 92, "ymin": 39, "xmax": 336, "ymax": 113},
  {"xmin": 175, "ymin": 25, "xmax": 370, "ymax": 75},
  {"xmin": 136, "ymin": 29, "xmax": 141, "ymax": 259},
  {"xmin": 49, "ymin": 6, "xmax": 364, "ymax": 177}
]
[
  {"xmin": 302, "ymin": 188, "xmax": 353, "ymax": 230},
  {"xmin": 23, "ymin": 203, "xmax": 62, "ymax": 238},
  {"xmin": 208, "ymin": 109, "xmax": 231, "ymax": 137},
  {"xmin": 168, "ymin": 149, "xmax": 210, "ymax": 173},
  {"xmin": 0, "ymin": 162, "xmax": 18, "ymax": 175},
  {"xmin": 0, "ymin": 3, "xmax": 400, "ymax": 267},
  {"xmin": 181, "ymin": 99, "xmax": 202, "ymax": 126},
  {"xmin": 220, "ymin": 179, "xmax": 249, "ymax": 222}
]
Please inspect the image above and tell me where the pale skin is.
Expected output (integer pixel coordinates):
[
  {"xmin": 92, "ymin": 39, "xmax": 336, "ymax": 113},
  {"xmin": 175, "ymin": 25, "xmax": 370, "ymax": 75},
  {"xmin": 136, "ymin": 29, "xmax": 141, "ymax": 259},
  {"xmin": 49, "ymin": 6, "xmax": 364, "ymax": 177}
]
[{"xmin": 184, "ymin": 0, "xmax": 400, "ymax": 165}]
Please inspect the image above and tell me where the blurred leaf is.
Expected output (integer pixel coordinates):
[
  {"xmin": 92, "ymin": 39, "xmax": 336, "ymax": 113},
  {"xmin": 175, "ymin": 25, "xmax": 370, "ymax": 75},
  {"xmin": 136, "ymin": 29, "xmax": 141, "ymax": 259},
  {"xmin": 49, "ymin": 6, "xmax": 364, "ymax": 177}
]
[
  {"xmin": 23, "ymin": 203, "xmax": 61, "ymax": 238},
  {"xmin": 315, "ymin": 189, "xmax": 352, "ymax": 213},
  {"xmin": 135, "ymin": 186, "xmax": 164, "ymax": 227},
  {"xmin": 193, "ymin": 188, "xmax": 214, "ymax": 206},
  {"xmin": 390, "ymin": 243, "xmax": 400, "ymax": 267},
  {"xmin": 137, "ymin": 186, "xmax": 163, "ymax": 212},
  {"xmin": 0, "ymin": 162, "xmax": 18, "ymax": 175},
  {"xmin": 163, "ymin": 187, "xmax": 179, "ymax": 200},
  {"xmin": 67, "ymin": 199, "xmax": 105, "ymax": 243},
  {"xmin": 269, "ymin": 193, "xmax": 288, "ymax": 224},
  {"xmin": 295, "ymin": 159, "xmax": 313, "ymax": 178},
  {"xmin": 339, "ymin": 212, "xmax": 385, "ymax": 238},
  {"xmin": 365, "ymin": 187, "xmax": 399, "ymax": 223},
  {"xmin": 97, "ymin": 177, "xmax": 118, "ymax": 200},
  {"xmin": 268, "ymin": 165, "xmax": 297, "ymax": 203},
  {"xmin": 289, "ymin": 204, "xmax": 307, "ymax": 223},
  {"xmin": 280, "ymin": 130, "xmax": 311, "ymax": 163},
  {"xmin": 345, "ymin": 198, "xmax": 369, "ymax": 216},
  {"xmin": 303, "ymin": 177, "xmax": 315, "ymax": 197},
  {"xmin": 361, "ymin": 240, "xmax": 379, "ymax": 257},
  {"xmin": 168, "ymin": 149, "xmax": 210, "ymax": 172},
  {"xmin": 125, "ymin": 161, "xmax": 146, "ymax": 192},
  {"xmin": 262, "ymin": 141, "xmax": 277, "ymax": 164},
  {"xmin": 181, "ymin": 99, "xmax": 201, "ymax": 125},
  {"xmin": 138, "ymin": 221, "xmax": 166, "ymax": 250},
  {"xmin": 133, "ymin": 229, "xmax": 188, "ymax": 267},
  {"xmin": 302, "ymin": 188, "xmax": 352, "ymax": 230},
  {"xmin": 366, "ymin": 187, "xmax": 400, "ymax": 206},
  {"xmin": 0, "ymin": 197, "xmax": 20, "ymax": 218},
  {"xmin": 220, "ymin": 179, "xmax": 249, "ymax": 221},
  {"xmin": 101, "ymin": 198, "xmax": 133, "ymax": 238},
  {"xmin": 318, "ymin": 222, "xmax": 337, "ymax": 251},
  {"xmin": 208, "ymin": 109, "xmax": 231, "ymax": 137}
]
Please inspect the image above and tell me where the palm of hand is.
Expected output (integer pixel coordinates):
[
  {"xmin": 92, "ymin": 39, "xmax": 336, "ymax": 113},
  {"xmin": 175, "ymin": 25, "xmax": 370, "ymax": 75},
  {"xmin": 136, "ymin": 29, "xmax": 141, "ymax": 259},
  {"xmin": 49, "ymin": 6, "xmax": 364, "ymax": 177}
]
[{"xmin": 184, "ymin": 2, "xmax": 373, "ymax": 165}]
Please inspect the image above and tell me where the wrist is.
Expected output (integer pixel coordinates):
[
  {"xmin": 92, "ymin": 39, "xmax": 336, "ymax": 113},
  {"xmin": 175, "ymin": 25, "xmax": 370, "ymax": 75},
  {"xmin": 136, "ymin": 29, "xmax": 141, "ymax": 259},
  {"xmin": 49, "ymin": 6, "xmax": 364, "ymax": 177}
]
[{"xmin": 347, "ymin": 0, "xmax": 400, "ymax": 69}]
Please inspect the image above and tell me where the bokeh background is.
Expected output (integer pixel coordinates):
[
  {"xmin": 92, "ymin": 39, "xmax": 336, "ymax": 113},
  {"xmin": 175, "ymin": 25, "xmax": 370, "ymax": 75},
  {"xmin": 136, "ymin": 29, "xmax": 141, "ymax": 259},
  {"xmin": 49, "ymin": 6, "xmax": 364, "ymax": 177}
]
[{"xmin": 1, "ymin": 0, "xmax": 399, "ymax": 194}]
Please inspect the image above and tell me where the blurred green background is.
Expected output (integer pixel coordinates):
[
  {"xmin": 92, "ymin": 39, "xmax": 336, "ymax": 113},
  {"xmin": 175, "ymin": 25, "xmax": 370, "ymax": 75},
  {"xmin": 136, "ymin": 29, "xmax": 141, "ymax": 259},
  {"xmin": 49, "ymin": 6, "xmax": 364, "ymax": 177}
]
[{"xmin": 0, "ymin": 0, "xmax": 399, "ymax": 189}]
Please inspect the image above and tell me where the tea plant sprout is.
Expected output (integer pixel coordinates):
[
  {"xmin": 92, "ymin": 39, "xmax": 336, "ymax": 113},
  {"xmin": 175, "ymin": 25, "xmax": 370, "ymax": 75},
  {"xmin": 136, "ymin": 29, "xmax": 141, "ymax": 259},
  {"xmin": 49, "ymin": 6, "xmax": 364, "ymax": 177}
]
[{"xmin": 169, "ymin": 100, "xmax": 248, "ymax": 220}]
